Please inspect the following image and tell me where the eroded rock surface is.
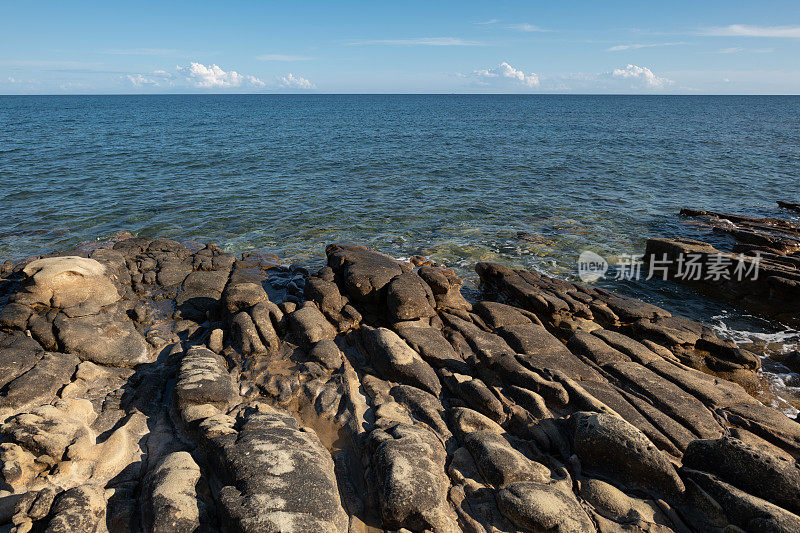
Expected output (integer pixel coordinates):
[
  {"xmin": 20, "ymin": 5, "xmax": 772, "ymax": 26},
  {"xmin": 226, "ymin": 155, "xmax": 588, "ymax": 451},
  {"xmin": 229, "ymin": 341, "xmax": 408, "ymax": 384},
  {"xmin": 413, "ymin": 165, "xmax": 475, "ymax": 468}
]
[{"xmin": 0, "ymin": 237, "xmax": 798, "ymax": 532}]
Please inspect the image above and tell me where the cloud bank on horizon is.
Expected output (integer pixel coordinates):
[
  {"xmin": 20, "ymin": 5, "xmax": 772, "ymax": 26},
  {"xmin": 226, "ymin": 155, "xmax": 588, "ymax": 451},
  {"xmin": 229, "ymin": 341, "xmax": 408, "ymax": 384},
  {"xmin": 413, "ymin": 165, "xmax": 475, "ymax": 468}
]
[{"xmin": 2, "ymin": 1, "xmax": 799, "ymax": 94}]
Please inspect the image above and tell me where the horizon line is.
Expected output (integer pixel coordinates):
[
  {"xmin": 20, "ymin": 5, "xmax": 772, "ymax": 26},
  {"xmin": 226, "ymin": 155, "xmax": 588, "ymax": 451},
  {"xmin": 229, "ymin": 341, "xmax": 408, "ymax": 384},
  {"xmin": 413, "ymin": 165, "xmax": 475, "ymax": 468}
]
[{"xmin": 2, "ymin": 92, "xmax": 800, "ymax": 97}]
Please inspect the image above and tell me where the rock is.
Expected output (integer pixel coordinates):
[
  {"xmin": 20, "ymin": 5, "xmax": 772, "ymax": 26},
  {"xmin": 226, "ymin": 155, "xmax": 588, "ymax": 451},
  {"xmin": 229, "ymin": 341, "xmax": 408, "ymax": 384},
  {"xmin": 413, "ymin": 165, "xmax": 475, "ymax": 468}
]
[
  {"xmin": 307, "ymin": 339, "xmax": 343, "ymax": 370},
  {"xmin": 683, "ymin": 468, "xmax": 800, "ymax": 533},
  {"xmin": 288, "ymin": 305, "xmax": 337, "ymax": 346},
  {"xmin": 390, "ymin": 385, "xmax": 451, "ymax": 439},
  {"xmin": 0, "ymin": 352, "xmax": 80, "ymax": 412},
  {"xmin": 326, "ymin": 244, "xmax": 407, "ymax": 304},
  {"xmin": 473, "ymin": 301, "xmax": 537, "ymax": 328},
  {"xmin": 210, "ymin": 406, "xmax": 348, "ymax": 532},
  {"xmin": 683, "ymin": 437, "xmax": 800, "ymax": 515},
  {"xmin": 417, "ymin": 266, "xmax": 470, "ymax": 310},
  {"xmin": 368, "ymin": 423, "xmax": 459, "ymax": 531},
  {"xmin": 449, "ymin": 407, "xmax": 505, "ymax": 438},
  {"xmin": 386, "ymin": 272, "xmax": 437, "ymax": 321},
  {"xmin": 497, "ymin": 481, "xmax": 596, "ymax": 532},
  {"xmin": 144, "ymin": 451, "xmax": 210, "ymax": 532},
  {"xmin": 496, "ymin": 322, "xmax": 568, "ymax": 357},
  {"xmin": 361, "ymin": 326, "xmax": 441, "ymax": 396},
  {"xmin": 0, "ymin": 332, "xmax": 44, "ymax": 390},
  {"xmin": 0, "ymin": 399, "xmax": 96, "ymax": 458},
  {"xmin": 222, "ymin": 282, "xmax": 267, "ymax": 315},
  {"xmin": 580, "ymin": 477, "xmax": 669, "ymax": 527},
  {"xmin": 14, "ymin": 256, "xmax": 120, "ymax": 314},
  {"xmin": 44, "ymin": 484, "xmax": 106, "ymax": 533},
  {"xmin": 463, "ymin": 431, "xmax": 550, "ymax": 487},
  {"xmin": 175, "ymin": 346, "xmax": 238, "ymax": 411},
  {"xmin": 54, "ymin": 306, "xmax": 150, "ymax": 368},
  {"xmin": 0, "ymin": 302, "xmax": 33, "ymax": 330},
  {"xmin": 395, "ymin": 325, "xmax": 470, "ymax": 373},
  {"xmin": 571, "ymin": 411, "xmax": 685, "ymax": 499},
  {"xmin": 156, "ymin": 259, "xmax": 192, "ymax": 287},
  {"xmin": 176, "ymin": 269, "xmax": 230, "ymax": 319},
  {"xmin": 567, "ymin": 331, "xmax": 631, "ymax": 365},
  {"xmin": 231, "ymin": 311, "xmax": 266, "ymax": 355},
  {"xmin": 249, "ymin": 300, "xmax": 281, "ymax": 351},
  {"xmin": 208, "ymin": 328, "xmax": 224, "ymax": 353}
]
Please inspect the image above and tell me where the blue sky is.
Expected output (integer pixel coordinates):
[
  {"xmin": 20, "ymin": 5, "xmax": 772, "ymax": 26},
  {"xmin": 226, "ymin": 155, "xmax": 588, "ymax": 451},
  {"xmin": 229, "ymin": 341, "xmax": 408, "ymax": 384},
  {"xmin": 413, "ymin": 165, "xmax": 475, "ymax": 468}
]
[{"xmin": 2, "ymin": 0, "xmax": 799, "ymax": 94}]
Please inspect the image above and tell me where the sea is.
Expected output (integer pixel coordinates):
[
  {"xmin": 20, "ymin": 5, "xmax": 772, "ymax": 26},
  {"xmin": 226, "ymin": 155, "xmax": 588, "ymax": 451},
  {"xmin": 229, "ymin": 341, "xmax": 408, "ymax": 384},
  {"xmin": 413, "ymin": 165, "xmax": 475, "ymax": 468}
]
[{"xmin": 1, "ymin": 94, "xmax": 799, "ymax": 413}]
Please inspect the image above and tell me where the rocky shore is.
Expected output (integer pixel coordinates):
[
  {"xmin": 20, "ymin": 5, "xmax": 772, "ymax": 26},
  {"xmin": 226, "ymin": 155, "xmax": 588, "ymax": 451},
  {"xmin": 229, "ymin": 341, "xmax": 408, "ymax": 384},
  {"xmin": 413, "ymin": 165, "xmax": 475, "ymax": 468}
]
[
  {"xmin": 1, "ymin": 236, "xmax": 799, "ymax": 532},
  {"xmin": 645, "ymin": 204, "xmax": 800, "ymax": 328}
]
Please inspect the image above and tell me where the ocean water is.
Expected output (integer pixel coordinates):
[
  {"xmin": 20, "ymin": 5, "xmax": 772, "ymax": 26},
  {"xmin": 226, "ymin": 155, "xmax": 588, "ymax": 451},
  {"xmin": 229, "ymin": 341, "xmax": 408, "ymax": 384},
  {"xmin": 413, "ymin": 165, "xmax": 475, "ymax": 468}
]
[{"xmin": 2, "ymin": 94, "xmax": 799, "ymax": 410}]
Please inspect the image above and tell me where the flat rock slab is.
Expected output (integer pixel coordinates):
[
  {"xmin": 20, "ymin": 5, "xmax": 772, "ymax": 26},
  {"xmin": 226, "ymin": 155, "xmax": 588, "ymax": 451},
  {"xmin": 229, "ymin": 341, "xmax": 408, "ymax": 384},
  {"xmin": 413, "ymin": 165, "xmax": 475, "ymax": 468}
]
[{"xmin": 54, "ymin": 307, "xmax": 150, "ymax": 368}]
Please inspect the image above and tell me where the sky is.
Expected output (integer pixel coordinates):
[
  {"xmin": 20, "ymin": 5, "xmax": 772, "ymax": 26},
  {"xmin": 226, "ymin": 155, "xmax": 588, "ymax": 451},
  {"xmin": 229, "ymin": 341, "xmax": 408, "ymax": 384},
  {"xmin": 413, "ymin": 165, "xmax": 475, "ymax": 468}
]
[{"xmin": 1, "ymin": 0, "xmax": 799, "ymax": 94}]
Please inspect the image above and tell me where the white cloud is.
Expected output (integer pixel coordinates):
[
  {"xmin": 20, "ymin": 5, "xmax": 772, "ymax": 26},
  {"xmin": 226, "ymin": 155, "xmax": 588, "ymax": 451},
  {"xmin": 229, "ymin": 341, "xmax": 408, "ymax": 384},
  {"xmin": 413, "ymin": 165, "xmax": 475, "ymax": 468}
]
[
  {"xmin": 470, "ymin": 62, "xmax": 540, "ymax": 87},
  {"xmin": 606, "ymin": 42, "xmax": 685, "ymax": 52},
  {"xmin": 702, "ymin": 25, "xmax": 800, "ymax": 38},
  {"xmin": 152, "ymin": 69, "xmax": 172, "ymax": 78},
  {"xmin": 508, "ymin": 23, "xmax": 550, "ymax": 32},
  {"xmin": 718, "ymin": 47, "xmax": 745, "ymax": 54},
  {"xmin": 126, "ymin": 74, "xmax": 159, "ymax": 87},
  {"xmin": 179, "ymin": 62, "xmax": 265, "ymax": 88},
  {"xmin": 257, "ymin": 54, "xmax": 315, "ymax": 61},
  {"xmin": 348, "ymin": 37, "xmax": 482, "ymax": 46},
  {"xmin": 611, "ymin": 64, "xmax": 671, "ymax": 88},
  {"xmin": 476, "ymin": 19, "xmax": 499, "ymax": 25},
  {"xmin": 280, "ymin": 73, "xmax": 314, "ymax": 90}
]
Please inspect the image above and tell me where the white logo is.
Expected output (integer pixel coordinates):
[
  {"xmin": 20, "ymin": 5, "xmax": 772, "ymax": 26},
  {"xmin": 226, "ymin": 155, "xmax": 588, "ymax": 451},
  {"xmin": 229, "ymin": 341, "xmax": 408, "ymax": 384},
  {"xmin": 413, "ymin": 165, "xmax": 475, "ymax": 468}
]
[{"xmin": 578, "ymin": 251, "xmax": 608, "ymax": 283}]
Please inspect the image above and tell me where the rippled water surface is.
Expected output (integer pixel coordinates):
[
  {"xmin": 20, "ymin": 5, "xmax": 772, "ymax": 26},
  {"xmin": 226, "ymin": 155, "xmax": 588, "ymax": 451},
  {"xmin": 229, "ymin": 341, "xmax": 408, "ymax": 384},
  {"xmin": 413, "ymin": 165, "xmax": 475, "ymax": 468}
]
[{"xmin": 2, "ymin": 94, "xmax": 800, "ymax": 409}]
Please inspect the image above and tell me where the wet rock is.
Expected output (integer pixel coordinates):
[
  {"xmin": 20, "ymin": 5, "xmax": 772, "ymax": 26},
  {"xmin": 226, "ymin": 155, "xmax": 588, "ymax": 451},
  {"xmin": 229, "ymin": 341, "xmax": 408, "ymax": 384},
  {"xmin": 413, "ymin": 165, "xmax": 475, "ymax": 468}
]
[{"xmin": 361, "ymin": 326, "xmax": 441, "ymax": 396}]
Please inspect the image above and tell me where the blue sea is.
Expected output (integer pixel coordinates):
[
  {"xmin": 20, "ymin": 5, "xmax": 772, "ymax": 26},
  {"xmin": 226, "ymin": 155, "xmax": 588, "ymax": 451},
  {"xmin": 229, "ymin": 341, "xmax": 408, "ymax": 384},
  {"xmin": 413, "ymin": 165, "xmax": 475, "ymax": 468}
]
[{"xmin": 2, "ymin": 94, "xmax": 800, "ymax": 408}]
